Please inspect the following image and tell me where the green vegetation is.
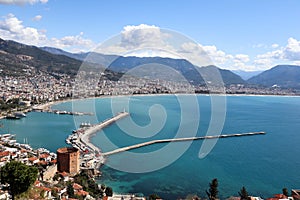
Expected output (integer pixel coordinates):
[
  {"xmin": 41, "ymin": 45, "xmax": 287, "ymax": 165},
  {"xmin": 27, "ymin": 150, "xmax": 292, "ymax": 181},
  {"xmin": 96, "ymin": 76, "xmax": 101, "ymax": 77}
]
[
  {"xmin": 73, "ymin": 170, "xmax": 103, "ymax": 198},
  {"xmin": 105, "ymin": 186, "xmax": 113, "ymax": 197},
  {"xmin": 0, "ymin": 98, "xmax": 20, "ymax": 111},
  {"xmin": 239, "ymin": 186, "xmax": 250, "ymax": 200},
  {"xmin": 149, "ymin": 193, "xmax": 161, "ymax": 200},
  {"xmin": 0, "ymin": 38, "xmax": 82, "ymax": 76},
  {"xmin": 283, "ymin": 188, "xmax": 289, "ymax": 197},
  {"xmin": 0, "ymin": 161, "xmax": 38, "ymax": 200},
  {"xmin": 206, "ymin": 178, "xmax": 219, "ymax": 200},
  {"xmin": 67, "ymin": 182, "xmax": 75, "ymax": 198}
]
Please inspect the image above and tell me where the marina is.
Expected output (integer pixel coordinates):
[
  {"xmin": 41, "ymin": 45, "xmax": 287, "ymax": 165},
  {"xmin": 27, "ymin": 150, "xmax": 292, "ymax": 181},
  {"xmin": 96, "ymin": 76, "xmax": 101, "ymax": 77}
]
[
  {"xmin": 65, "ymin": 111, "xmax": 130, "ymax": 167},
  {"xmin": 37, "ymin": 109, "xmax": 93, "ymax": 116}
]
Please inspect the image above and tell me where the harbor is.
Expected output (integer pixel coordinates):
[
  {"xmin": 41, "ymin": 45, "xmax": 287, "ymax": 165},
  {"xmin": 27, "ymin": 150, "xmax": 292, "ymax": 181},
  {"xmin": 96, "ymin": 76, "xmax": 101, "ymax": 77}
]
[{"xmin": 65, "ymin": 111, "xmax": 130, "ymax": 168}]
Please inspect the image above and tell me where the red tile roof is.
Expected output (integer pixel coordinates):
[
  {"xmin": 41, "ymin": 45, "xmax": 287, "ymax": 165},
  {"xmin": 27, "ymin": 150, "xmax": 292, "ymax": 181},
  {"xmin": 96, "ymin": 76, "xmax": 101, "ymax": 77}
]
[
  {"xmin": 39, "ymin": 153, "xmax": 50, "ymax": 159},
  {"xmin": 59, "ymin": 171, "xmax": 69, "ymax": 177},
  {"xmin": 73, "ymin": 183, "xmax": 83, "ymax": 190},
  {"xmin": 75, "ymin": 190, "xmax": 89, "ymax": 196},
  {"xmin": 28, "ymin": 156, "xmax": 38, "ymax": 161},
  {"xmin": 0, "ymin": 151, "xmax": 9, "ymax": 157}
]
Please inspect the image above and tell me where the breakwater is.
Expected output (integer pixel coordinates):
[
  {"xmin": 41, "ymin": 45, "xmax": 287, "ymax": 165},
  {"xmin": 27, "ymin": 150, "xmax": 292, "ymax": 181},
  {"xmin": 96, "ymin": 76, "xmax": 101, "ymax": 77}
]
[
  {"xmin": 102, "ymin": 131, "xmax": 266, "ymax": 156},
  {"xmin": 79, "ymin": 111, "xmax": 130, "ymax": 153},
  {"xmin": 66, "ymin": 111, "xmax": 130, "ymax": 168}
]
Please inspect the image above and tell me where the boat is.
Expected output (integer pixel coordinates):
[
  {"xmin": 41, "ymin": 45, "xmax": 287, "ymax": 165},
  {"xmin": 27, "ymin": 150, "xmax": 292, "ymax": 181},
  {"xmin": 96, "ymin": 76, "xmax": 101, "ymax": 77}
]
[
  {"xmin": 79, "ymin": 122, "xmax": 92, "ymax": 128},
  {"xmin": 14, "ymin": 112, "xmax": 27, "ymax": 118},
  {"xmin": 6, "ymin": 114, "xmax": 21, "ymax": 120}
]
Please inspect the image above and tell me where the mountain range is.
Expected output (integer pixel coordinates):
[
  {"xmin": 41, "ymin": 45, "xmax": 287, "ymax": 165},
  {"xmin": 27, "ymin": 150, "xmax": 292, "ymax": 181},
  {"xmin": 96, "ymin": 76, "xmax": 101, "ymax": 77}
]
[
  {"xmin": 1, "ymin": 38, "xmax": 300, "ymax": 89},
  {"xmin": 248, "ymin": 65, "xmax": 300, "ymax": 89},
  {"xmin": 231, "ymin": 70, "xmax": 263, "ymax": 80},
  {"xmin": 0, "ymin": 38, "xmax": 81, "ymax": 76}
]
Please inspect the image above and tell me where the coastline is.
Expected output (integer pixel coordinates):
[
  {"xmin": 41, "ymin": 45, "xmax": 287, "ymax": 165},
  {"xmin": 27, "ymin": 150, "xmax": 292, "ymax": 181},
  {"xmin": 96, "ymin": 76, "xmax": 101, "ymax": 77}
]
[
  {"xmin": 1, "ymin": 93, "xmax": 299, "ymax": 198},
  {"xmin": 19, "ymin": 91, "xmax": 300, "ymax": 114}
]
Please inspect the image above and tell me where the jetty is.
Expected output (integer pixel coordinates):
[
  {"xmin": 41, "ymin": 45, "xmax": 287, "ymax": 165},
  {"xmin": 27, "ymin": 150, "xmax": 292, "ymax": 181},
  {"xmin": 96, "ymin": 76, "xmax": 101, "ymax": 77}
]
[
  {"xmin": 66, "ymin": 111, "xmax": 129, "ymax": 154},
  {"xmin": 79, "ymin": 111, "xmax": 129, "ymax": 153},
  {"xmin": 102, "ymin": 131, "xmax": 266, "ymax": 156}
]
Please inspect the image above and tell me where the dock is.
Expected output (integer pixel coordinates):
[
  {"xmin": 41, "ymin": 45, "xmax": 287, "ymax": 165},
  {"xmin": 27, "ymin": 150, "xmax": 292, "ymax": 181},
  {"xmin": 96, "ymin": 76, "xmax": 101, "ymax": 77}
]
[
  {"xmin": 79, "ymin": 111, "xmax": 129, "ymax": 153},
  {"xmin": 102, "ymin": 131, "xmax": 266, "ymax": 156},
  {"xmin": 41, "ymin": 109, "xmax": 93, "ymax": 116}
]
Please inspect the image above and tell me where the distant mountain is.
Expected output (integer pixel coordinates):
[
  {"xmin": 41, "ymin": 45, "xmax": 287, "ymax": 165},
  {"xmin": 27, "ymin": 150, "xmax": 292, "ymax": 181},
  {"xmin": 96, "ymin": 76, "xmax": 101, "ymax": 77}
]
[
  {"xmin": 41, "ymin": 46, "xmax": 118, "ymax": 67},
  {"xmin": 0, "ymin": 38, "xmax": 82, "ymax": 76},
  {"xmin": 40, "ymin": 46, "xmax": 87, "ymax": 60},
  {"xmin": 232, "ymin": 70, "xmax": 263, "ymax": 80},
  {"xmin": 0, "ymin": 38, "xmax": 248, "ymax": 86},
  {"xmin": 248, "ymin": 65, "xmax": 300, "ymax": 88},
  {"xmin": 41, "ymin": 47, "xmax": 246, "ymax": 85},
  {"xmin": 107, "ymin": 56, "xmax": 246, "ymax": 85}
]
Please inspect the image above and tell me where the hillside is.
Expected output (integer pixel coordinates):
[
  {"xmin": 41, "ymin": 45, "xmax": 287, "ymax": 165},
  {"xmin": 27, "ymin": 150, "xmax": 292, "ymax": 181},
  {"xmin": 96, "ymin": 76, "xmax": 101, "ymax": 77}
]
[
  {"xmin": 107, "ymin": 56, "xmax": 245, "ymax": 85},
  {"xmin": 0, "ymin": 38, "xmax": 82, "ymax": 76},
  {"xmin": 248, "ymin": 65, "xmax": 300, "ymax": 88},
  {"xmin": 41, "ymin": 47, "xmax": 246, "ymax": 86},
  {"xmin": 40, "ymin": 46, "xmax": 118, "ymax": 67},
  {"xmin": 0, "ymin": 38, "xmax": 248, "ymax": 86}
]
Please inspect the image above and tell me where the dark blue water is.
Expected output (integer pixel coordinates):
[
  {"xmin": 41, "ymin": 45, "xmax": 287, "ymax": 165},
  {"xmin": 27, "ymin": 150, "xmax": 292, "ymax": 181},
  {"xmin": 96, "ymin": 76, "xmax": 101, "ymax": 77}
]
[{"xmin": 1, "ymin": 95, "xmax": 300, "ymax": 199}]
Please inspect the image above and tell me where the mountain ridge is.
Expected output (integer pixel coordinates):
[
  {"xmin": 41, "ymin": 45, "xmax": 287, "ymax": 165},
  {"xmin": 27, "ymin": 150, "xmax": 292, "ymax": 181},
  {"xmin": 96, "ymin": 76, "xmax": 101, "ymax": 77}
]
[
  {"xmin": 2, "ymin": 38, "xmax": 300, "ymax": 89},
  {"xmin": 248, "ymin": 65, "xmax": 300, "ymax": 89}
]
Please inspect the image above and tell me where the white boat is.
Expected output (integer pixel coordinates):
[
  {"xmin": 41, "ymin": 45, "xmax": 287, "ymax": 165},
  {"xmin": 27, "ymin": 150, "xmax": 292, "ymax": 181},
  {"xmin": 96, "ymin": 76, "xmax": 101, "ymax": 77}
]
[
  {"xmin": 14, "ymin": 112, "xmax": 27, "ymax": 118},
  {"xmin": 79, "ymin": 122, "xmax": 92, "ymax": 128}
]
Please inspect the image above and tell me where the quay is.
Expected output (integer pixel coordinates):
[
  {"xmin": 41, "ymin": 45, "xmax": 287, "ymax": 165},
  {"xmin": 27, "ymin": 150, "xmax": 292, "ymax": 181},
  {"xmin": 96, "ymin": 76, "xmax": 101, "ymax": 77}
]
[
  {"xmin": 79, "ymin": 111, "xmax": 130, "ymax": 153},
  {"xmin": 102, "ymin": 131, "xmax": 266, "ymax": 156},
  {"xmin": 65, "ymin": 111, "xmax": 130, "ymax": 167},
  {"xmin": 45, "ymin": 109, "xmax": 94, "ymax": 116},
  {"xmin": 65, "ymin": 111, "xmax": 129, "ymax": 168}
]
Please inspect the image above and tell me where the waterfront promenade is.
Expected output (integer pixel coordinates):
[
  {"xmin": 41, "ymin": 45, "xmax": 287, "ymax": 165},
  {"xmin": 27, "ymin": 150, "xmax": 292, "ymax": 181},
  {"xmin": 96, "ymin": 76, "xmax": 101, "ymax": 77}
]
[{"xmin": 102, "ymin": 131, "xmax": 266, "ymax": 156}]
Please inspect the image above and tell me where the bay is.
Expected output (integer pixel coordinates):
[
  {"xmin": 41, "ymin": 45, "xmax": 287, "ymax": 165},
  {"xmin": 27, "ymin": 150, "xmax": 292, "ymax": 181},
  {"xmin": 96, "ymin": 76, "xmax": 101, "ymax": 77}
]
[{"xmin": 1, "ymin": 95, "xmax": 300, "ymax": 199}]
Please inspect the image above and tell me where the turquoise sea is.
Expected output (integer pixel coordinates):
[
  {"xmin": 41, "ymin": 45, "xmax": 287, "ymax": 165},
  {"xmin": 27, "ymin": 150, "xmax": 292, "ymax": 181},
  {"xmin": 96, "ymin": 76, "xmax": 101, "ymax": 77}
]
[{"xmin": 1, "ymin": 95, "xmax": 300, "ymax": 199}]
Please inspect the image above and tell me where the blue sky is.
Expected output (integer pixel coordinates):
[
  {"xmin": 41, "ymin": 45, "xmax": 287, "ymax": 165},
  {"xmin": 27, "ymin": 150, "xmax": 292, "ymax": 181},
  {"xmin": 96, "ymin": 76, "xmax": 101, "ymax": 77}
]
[{"xmin": 0, "ymin": 0, "xmax": 300, "ymax": 71}]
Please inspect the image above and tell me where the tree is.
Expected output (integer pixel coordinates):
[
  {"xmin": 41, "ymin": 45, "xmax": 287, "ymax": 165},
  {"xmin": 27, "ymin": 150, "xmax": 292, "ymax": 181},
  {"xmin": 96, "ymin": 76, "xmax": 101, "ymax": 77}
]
[
  {"xmin": 239, "ymin": 186, "xmax": 249, "ymax": 200},
  {"xmin": 105, "ymin": 186, "xmax": 113, "ymax": 197},
  {"xmin": 206, "ymin": 178, "xmax": 218, "ymax": 200},
  {"xmin": 149, "ymin": 194, "xmax": 161, "ymax": 200},
  {"xmin": 67, "ymin": 182, "xmax": 75, "ymax": 198},
  {"xmin": 0, "ymin": 161, "xmax": 38, "ymax": 200},
  {"xmin": 283, "ymin": 188, "xmax": 289, "ymax": 197}
]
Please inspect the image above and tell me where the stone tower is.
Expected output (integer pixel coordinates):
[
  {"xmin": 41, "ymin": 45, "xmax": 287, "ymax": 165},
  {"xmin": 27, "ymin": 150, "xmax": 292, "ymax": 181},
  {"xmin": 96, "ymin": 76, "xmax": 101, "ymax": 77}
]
[{"xmin": 57, "ymin": 147, "xmax": 80, "ymax": 175}]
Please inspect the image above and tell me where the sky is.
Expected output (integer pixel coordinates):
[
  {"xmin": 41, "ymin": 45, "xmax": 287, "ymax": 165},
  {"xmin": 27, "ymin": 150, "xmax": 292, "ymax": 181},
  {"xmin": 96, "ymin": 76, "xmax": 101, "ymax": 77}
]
[{"xmin": 0, "ymin": 0, "xmax": 300, "ymax": 71}]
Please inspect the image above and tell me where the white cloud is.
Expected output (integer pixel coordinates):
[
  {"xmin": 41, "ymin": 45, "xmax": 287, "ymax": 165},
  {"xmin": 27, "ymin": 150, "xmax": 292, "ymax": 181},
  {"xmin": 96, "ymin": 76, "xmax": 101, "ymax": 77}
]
[
  {"xmin": 50, "ymin": 32, "xmax": 95, "ymax": 51},
  {"xmin": 121, "ymin": 24, "xmax": 167, "ymax": 49},
  {"xmin": 0, "ymin": 14, "xmax": 95, "ymax": 52},
  {"xmin": 271, "ymin": 43, "xmax": 279, "ymax": 48},
  {"xmin": 96, "ymin": 24, "xmax": 169, "ymax": 55},
  {"xmin": 234, "ymin": 54, "xmax": 250, "ymax": 63},
  {"xmin": 255, "ymin": 37, "xmax": 300, "ymax": 67},
  {"xmin": 195, "ymin": 45, "xmax": 259, "ymax": 70},
  {"xmin": 283, "ymin": 37, "xmax": 300, "ymax": 60},
  {"xmin": 0, "ymin": 13, "xmax": 47, "ymax": 45},
  {"xmin": 32, "ymin": 15, "xmax": 42, "ymax": 21},
  {"xmin": 0, "ymin": 0, "xmax": 47, "ymax": 5}
]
